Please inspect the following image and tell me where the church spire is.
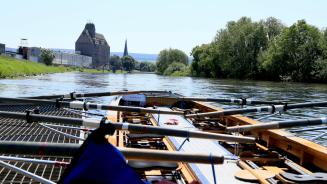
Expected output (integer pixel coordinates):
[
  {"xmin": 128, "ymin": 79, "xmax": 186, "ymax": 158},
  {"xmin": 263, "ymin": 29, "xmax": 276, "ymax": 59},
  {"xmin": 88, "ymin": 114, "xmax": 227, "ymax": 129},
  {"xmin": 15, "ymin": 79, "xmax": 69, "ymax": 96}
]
[{"xmin": 123, "ymin": 39, "xmax": 128, "ymax": 57}]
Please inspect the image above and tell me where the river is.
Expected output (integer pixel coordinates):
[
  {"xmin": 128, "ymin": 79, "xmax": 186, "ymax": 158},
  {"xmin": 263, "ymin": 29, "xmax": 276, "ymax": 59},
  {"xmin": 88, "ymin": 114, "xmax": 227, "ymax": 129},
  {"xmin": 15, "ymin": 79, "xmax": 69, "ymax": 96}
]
[{"xmin": 0, "ymin": 72, "xmax": 327, "ymax": 145}]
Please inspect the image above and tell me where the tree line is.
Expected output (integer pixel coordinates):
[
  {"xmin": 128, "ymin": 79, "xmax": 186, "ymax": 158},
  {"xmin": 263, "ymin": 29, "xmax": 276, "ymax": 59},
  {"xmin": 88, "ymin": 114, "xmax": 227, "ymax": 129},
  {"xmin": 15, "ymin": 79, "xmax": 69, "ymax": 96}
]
[
  {"xmin": 156, "ymin": 17, "xmax": 327, "ymax": 83},
  {"xmin": 109, "ymin": 55, "xmax": 156, "ymax": 73}
]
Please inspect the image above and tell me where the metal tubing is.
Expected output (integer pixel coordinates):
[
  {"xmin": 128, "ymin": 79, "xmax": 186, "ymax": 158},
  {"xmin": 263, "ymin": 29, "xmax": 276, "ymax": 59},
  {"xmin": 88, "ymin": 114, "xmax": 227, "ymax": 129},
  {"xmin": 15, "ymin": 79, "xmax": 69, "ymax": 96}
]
[
  {"xmin": 311, "ymin": 131, "xmax": 327, "ymax": 141},
  {"xmin": 0, "ymin": 111, "xmax": 253, "ymax": 143},
  {"xmin": 40, "ymin": 123, "xmax": 93, "ymax": 132},
  {"xmin": 27, "ymin": 90, "xmax": 169, "ymax": 99},
  {"xmin": 186, "ymin": 101, "xmax": 327, "ymax": 118},
  {"xmin": 38, "ymin": 123, "xmax": 85, "ymax": 141},
  {"xmin": 0, "ymin": 160, "xmax": 55, "ymax": 184},
  {"xmin": 111, "ymin": 122, "xmax": 255, "ymax": 143},
  {"xmin": 121, "ymin": 147, "xmax": 224, "ymax": 164},
  {"xmin": 0, "ymin": 111, "xmax": 83, "ymax": 126},
  {"xmin": 157, "ymin": 97, "xmax": 286, "ymax": 105},
  {"xmin": 290, "ymin": 126, "xmax": 327, "ymax": 133},
  {"xmin": 186, "ymin": 107, "xmax": 267, "ymax": 118},
  {"xmin": 227, "ymin": 117, "xmax": 327, "ymax": 132},
  {"xmin": 0, "ymin": 155, "xmax": 69, "ymax": 166},
  {"xmin": 0, "ymin": 141, "xmax": 224, "ymax": 164},
  {"xmin": 86, "ymin": 103, "xmax": 184, "ymax": 115},
  {"xmin": 0, "ymin": 97, "xmax": 184, "ymax": 115}
]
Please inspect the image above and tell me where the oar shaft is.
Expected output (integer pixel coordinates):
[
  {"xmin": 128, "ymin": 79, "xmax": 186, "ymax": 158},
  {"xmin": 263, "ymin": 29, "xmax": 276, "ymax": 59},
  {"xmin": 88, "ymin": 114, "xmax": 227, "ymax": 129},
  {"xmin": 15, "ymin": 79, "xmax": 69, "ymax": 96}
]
[
  {"xmin": 0, "ymin": 111, "xmax": 253, "ymax": 143},
  {"xmin": 27, "ymin": 90, "xmax": 168, "ymax": 99},
  {"xmin": 161, "ymin": 97, "xmax": 285, "ymax": 105},
  {"xmin": 0, "ymin": 97, "xmax": 56, "ymax": 105},
  {"xmin": 227, "ymin": 117, "xmax": 327, "ymax": 132},
  {"xmin": 0, "ymin": 97, "xmax": 184, "ymax": 115},
  {"xmin": 287, "ymin": 101, "xmax": 327, "ymax": 109},
  {"xmin": 186, "ymin": 101, "xmax": 327, "ymax": 118},
  {"xmin": 121, "ymin": 147, "xmax": 224, "ymax": 164},
  {"xmin": 0, "ymin": 141, "xmax": 224, "ymax": 164},
  {"xmin": 110, "ymin": 122, "xmax": 255, "ymax": 143},
  {"xmin": 186, "ymin": 107, "xmax": 267, "ymax": 118}
]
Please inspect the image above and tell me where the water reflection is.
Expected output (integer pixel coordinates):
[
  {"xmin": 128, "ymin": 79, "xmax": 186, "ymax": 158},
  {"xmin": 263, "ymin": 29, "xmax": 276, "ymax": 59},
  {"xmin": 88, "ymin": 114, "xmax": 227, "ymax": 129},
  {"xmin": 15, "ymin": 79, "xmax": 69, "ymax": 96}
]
[{"xmin": 1, "ymin": 72, "xmax": 326, "ymax": 102}]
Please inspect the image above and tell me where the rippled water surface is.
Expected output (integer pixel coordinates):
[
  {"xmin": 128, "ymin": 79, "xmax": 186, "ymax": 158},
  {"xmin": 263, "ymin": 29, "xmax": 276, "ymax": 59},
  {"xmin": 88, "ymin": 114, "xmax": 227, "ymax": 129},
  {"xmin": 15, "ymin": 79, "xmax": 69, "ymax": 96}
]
[{"xmin": 0, "ymin": 72, "xmax": 326, "ymax": 144}]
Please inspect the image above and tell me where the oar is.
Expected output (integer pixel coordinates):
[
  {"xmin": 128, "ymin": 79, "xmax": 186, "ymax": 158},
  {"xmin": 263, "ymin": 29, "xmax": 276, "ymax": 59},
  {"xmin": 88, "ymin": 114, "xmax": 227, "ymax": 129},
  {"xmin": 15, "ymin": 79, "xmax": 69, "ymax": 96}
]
[
  {"xmin": 0, "ymin": 111, "xmax": 255, "ymax": 143},
  {"xmin": 154, "ymin": 96, "xmax": 287, "ymax": 105},
  {"xmin": 0, "ymin": 97, "xmax": 184, "ymax": 115},
  {"xmin": 186, "ymin": 101, "xmax": 327, "ymax": 118},
  {"xmin": 26, "ymin": 90, "xmax": 169, "ymax": 99},
  {"xmin": 227, "ymin": 117, "xmax": 327, "ymax": 132},
  {"xmin": 0, "ymin": 141, "xmax": 224, "ymax": 164}
]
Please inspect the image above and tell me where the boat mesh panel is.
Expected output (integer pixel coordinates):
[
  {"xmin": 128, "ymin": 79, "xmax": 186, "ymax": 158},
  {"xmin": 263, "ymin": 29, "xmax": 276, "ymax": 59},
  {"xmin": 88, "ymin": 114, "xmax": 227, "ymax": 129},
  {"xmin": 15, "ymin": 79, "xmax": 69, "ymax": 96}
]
[{"xmin": 0, "ymin": 104, "xmax": 81, "ymax": 183}]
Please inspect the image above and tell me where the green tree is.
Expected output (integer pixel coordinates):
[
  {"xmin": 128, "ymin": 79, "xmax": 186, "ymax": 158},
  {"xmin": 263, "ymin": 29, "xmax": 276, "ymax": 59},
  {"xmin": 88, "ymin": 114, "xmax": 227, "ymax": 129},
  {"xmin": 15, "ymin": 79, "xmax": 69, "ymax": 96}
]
[
  {"xmin": 121, "ymin": 55, "xmax": 136, "ymax": 72},
  {"xmin": 163, "ymin": 62, "xmax": 187, "ymax": 75},
  {"xmin": 313, "ymin": 59, "xmax": 327, "ymax": 83},
  {"xmin": 321, "ymin": 29, "xmax": 327, "ymax": 58},
  {"xmin": 139, "ymin": 62, "xmax": 156, "ymax": 72},
  {"xmin": 40, "ymin": 49, "xmax": 55, "ymax": 65},
  {"xmin": 191, "ymin": 44, "xmax": 220, "ymax": 77},
  {"xmin": 190, "ymin": 17, "xmax": 269, "ymax": 79},
  {"xmin": 214, "ymin": 17, "xmax": 268, "ymax": 79},
  {"xmin": 156, "ymin": 48, "xmax": 188, "ymax": 74},
  {"xmin": 109, "ymin": 55, "xmax": 122, "ymax": 72},
  {"xmin": 262, "ymin": 20, "xmax": 322, "ymax": 82},
  {"xmin": 262, "ymin": 17, "xmax": 285, "ymax": 42},
  {"xmin": 312, "ymin": 29, "xmax": 327, "ymax": 82}
]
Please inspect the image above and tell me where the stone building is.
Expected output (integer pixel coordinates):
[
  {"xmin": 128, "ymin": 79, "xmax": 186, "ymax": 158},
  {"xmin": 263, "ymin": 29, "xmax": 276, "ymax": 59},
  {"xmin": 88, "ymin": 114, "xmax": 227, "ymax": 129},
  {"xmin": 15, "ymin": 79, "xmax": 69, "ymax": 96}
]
[{"xmin": 75, "ymin": 23, "xmax": 110, "ymax": 68}]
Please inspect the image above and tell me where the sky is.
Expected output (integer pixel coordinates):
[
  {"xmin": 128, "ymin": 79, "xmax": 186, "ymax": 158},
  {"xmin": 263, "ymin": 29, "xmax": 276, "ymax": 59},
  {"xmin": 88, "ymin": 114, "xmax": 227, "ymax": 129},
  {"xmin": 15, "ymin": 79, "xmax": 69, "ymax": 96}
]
[{"xmin": 0, "ymin": 0, "xmax": 326, "ymax": 55}]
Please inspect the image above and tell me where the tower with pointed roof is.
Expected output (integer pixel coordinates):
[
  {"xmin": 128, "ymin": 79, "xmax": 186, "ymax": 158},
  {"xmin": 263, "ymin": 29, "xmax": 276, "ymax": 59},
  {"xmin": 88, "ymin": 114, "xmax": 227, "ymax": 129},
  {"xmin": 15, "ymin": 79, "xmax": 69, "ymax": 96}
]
[
  {"xmin": 75, "ymin": 23, "xmax": 110, "ymax": 68},
  {"xmin": 123, "ymin": 39, "xmax": 128, "ymax": 57}
]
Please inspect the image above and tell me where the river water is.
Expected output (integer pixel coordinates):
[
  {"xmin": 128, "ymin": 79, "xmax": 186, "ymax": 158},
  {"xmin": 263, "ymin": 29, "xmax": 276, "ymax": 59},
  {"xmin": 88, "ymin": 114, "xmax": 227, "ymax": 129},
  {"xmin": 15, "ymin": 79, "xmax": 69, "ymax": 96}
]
[{"xmin": 0, "ymin": 72, "xmax": 326, "ymax": 145}]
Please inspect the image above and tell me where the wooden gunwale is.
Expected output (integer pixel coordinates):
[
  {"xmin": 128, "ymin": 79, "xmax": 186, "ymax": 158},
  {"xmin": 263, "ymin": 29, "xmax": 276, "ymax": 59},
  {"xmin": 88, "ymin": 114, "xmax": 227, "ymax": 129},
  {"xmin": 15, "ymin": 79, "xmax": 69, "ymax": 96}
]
[{"xmin": 193, "ymin": 101, "xmax": 327, "ymax": 171}]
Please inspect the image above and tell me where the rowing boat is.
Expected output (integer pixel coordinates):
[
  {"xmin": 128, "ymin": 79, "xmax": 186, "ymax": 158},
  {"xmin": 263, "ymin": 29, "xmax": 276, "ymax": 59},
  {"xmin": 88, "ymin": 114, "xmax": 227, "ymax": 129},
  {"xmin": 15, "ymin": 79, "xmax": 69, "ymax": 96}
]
[
  {"xmin": 108, "ymin": 91, "xmax": 327, "ymax": 183},
  {"xmin": 0, "ymin": 90, "xmax": 326, "ymax": 183}
]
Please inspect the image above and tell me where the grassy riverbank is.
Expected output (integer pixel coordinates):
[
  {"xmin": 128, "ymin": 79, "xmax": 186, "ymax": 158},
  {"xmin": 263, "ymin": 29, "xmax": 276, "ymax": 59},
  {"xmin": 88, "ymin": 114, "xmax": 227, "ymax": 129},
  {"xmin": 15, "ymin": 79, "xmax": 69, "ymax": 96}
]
[
  {"xmin": 0, "ymin": 56, "xmax": 124, "ymax": 78},
  {"xmin": 0, "ymin": 56, "xmax": 71, "ymax": 78}
]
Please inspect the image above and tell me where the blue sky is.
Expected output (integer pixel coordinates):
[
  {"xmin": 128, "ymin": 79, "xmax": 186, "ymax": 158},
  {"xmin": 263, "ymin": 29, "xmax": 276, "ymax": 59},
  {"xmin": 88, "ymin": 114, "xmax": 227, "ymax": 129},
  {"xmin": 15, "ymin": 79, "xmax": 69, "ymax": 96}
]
[{"xmin": 0, "ymin": 0, "xmax": 326, "ymax": 54}]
